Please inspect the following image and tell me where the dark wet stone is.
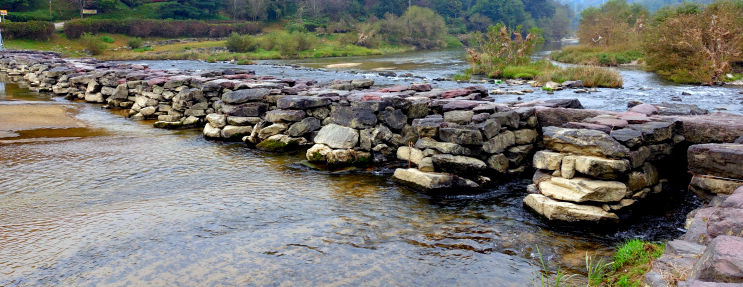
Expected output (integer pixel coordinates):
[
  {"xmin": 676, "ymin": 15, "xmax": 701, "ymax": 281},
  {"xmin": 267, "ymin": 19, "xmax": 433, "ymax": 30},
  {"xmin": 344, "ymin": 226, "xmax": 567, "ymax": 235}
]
[
  {"xmin": 439, "ymin": 128, "xmax": 483, "ymax": 146},
  {"xmin": 222, "ymin": 102, "xmax": 268, "ymax": 117},
  {"xmin": 329, "ymin": 106, "xmax": 378, "ymax": 129},
  {"xmin": 278, "ymin": 96, "xmax": 332, "ymax": 110},
  {"xmin": 688, "ymin": 143, "xmax": 743, "ymax": 179},
  {"xmin": 379, "ymin": 109, "xmax": 408, "ymax": 130},
  {"xmin": 611, "ymin": 129, "xmax": 645, "ymax": 148},
  {"xmin": 222, "ymin": 88, "xmax": 270, "ymax": 104}
]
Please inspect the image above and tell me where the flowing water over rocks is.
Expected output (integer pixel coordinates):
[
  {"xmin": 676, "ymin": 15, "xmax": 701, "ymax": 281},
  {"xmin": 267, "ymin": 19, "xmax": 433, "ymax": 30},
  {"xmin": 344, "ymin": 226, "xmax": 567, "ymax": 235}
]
[{"xmin": 2, "ymin": 46, "xmax": 737, "ymax": 285}]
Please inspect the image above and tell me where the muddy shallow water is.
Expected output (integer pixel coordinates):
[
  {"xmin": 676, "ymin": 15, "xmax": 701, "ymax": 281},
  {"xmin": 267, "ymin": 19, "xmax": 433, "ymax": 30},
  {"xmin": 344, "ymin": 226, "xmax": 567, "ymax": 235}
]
[{"xmin": 0, "ymin": 48, "xmax": 712, "ymax": 286}]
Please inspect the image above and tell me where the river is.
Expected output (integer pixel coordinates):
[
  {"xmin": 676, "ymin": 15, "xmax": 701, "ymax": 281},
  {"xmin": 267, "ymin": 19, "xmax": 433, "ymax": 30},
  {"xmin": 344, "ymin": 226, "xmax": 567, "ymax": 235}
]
[{"xmin": 0, "ymin": 44, "xmax": 728, "ymax": 286}]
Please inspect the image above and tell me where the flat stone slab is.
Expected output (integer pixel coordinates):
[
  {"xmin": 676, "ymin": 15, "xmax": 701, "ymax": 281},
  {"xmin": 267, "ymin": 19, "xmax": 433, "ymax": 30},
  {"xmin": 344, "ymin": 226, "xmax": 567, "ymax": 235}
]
[
  {"xmin": 665, "ymin": 112, "xmax": 743, "ymax": 144},
  {"xmin": 540, "ymin": 177, "xmax": 628, "ymax": 203},
  {"xmin": 543, "ymin": 127, "xmax": 630, "ymax": 158},
  {"xmin": 523, "ymin": 194, "xmax": 619, "ymax": 222},
  {"xmin": 688, "ymin": 144, "xmax": 743, "ymax": 180},
  {"xmin": 392, "ymin": 168, "xmax": 479, "ymax": 192},
  {"xmin": 313, "ymin": 124, "xmax": 359, "ymax": 149}
]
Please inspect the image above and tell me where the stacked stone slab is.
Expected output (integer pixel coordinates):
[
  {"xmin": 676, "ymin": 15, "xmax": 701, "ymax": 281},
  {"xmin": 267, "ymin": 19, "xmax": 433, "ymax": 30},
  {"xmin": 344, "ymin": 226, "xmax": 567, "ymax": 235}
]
[
  {"xmin": 687, "ymin": 143, "xmax": 743, "ymax": 201},
  {"xmin": 524, "ymin": 111, "xmax": 685, "ymax": 222}
]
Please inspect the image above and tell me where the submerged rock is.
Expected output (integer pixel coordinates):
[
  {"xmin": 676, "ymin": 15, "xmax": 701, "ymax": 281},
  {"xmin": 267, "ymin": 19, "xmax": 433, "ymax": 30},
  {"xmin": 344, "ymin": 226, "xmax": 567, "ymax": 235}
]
[{"xmin": 523, "ymin": 194, "xmax": 619, "ymax": 222}]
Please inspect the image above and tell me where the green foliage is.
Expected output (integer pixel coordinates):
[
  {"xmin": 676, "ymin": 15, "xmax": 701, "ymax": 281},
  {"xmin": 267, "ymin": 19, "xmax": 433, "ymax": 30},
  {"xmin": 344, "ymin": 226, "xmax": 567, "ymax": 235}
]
[
  {"xmin": 63, "ymin": 19, "xmax": 262, "ymax": 39},
  {"xmin": 530, "ymin": 246, "xmax": 575, "ymax": 287},
  {"xmin": 586, "ymin": 253, "xmax": 611, "ymax": 286},
  {"xmin": 261, "ymin": 34, "xmax": 278, "ymax": 51},
  {"xmin": 0, "ymin": 21, "xmax": 54, "ymax": 41},
  {"xmin": 551, "ymin": 45, "xmax": 643, "ymax": 66},
  {"xmin": 100, "ymin": 36, "xmax": 115, "ymax": 43},
  {"xmin": 466, "ymin": 23, "xmax": 544, "ymax": 75},
  {"xmin": 577, "ymin": 0, "xmax": 649, "ymax": 47},
  {"xmin": 81, "ymin": 33, "xmax": 107, "ymax": 55},
  {"xmin": 285, "ymin": 22, "xmax": 308, "ymax": 33},
  {"xmin": 133, "ymin": 46, "xmax": 153, "ymax": 52},
  {"xmin": 469, "ymin": 0, "xmax": 536, "ymax": 32},
  {"xmin": 225, "ymin": 32, "xmax": 259, "ymax": 53},
  {"xmin": 128, "ymin": 37, "xmax": 143, "ymax": 49},
  {"xmin": 612, "ymin": 239, "xmax": 664, "ymax": 271},
  {"xmin": 537, "ymin": 64, "xmax": 624, "ymax": 88},
  {"xmin": 292, "ymin": 32, "xmax": 318, "ymax": 51},
  {"xmin": 503, "ymin": 66, "xmax": 541, "ymax": 79}
]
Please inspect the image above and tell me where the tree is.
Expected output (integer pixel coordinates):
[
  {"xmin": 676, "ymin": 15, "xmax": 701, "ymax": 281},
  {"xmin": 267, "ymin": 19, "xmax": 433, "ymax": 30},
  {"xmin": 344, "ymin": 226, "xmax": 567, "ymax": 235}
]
[
  {"xmin": 0, "ymin": 0, "xmax": 31, "ymax": 11},
  {"xmin": 469, "ymin": 0, "xmax": 534, "ymax": 31},
  {"xmin": 467, "ymin": 13, "xmax": 493, "ymax": 32}
]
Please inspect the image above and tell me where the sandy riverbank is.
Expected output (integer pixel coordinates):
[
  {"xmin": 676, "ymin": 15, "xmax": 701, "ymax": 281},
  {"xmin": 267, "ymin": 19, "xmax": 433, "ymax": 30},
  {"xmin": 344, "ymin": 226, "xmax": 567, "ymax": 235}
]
[{"xmin": 0, "ymin": 104, "xmax": 86, "ymax": 140}]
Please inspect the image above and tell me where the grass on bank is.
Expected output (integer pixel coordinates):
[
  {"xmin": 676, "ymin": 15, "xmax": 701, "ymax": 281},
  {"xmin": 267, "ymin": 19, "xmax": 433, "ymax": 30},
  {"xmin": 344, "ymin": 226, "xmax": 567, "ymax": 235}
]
[
  {"xmin": 551, "ymin": 44, "xmax": 644, "ymax": 66},
  {"xmin": 456, "ymin": 60, "xmax": 624, "ymax": 88}
]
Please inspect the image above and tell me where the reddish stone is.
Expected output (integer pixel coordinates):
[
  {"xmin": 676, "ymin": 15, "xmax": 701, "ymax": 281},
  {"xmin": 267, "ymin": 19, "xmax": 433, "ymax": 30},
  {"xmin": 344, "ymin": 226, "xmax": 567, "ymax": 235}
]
[
  {"xmin": 586, "ymin": 118, "xmax": 629, "ymax": 128},
  {"xmin": 361, "ymin": 94, "xmax": 382, "ymax": 101},
  {"xmin": 117, "ymin": 79, "xmax": 126, "ymax": 85},
  {"xmin": 410, "ymin": 83, "xmax": 432, "ymax": 92},
  {"xmin": 131, "ymin": 64, "xmax": 145, "ymax": 70},
  {"xmin": 465, "ymin": 85, "xmax": 488, "ymax": 95},
  {"xmin": 441, "ymin": 89, "xmax": 470, "ymax": 99},
  {"xmin": 442, "ymin": 100, "xmax": 480, "ymax": 112},
  {"xmin": 378, "ymin": 85, "xmax": 409, "ymax": 93},
  {"xmin": 629, "ymin": 104, "xmax": 659, "ymax": 115},
  {"xmin": 147, "ymin": 77, "xmax": 170, "ymax": 86},
  {"xmin": 562, "ymin": 122, "xmax": 613, "ymax": 133},
  {"xmin": 618, "ymin": 115, "xmax": 653, "ymax": 124},
  {"xmin": 224, "ymin": 74, "xmax": 254, "ymax": 80}
]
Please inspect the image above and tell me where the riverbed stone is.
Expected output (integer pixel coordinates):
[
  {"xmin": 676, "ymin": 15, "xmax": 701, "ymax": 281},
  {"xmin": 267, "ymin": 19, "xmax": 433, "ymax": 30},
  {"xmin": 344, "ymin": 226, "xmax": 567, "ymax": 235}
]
[
  {"xmin": 227, "ymin": 116, "xmax": 261, "ymax": 126},
  {"xmin": 392, "ymin": 168, "xmax": 479, "ymax": 192},
  {"xmin": 506, "ymin": 144, "xmax": 534, "ymax": 166},
  {"xmin": 483, "ymin": 131, "xmax": 515, "ymax": 154},
  {"xmin": 574, "ymin": 156, "xmax": 630, "ymax": 180},
  {"xmin": 257, "ymin": 123, "xmax": 287, "ymax": 140},
  {"xmin": 412, "ymin": 117, "xmax": 442, "ymax": 138},
  {"xmin": 533, "ymin": 151, "xmax": 565, "ymax": 171},
  {"xmin": 432, "ymin": 154, "xmax": 487, "ymax": 175},
  {"xmin": 352, "ymin": 78, "xmax": 374, "ymax": 88},
  {"xmin": 491, "ymin": 111, "xmax": 520, "ymax": 129},
  {"xmin": 688, "ymin": 144, "xmax": 743, "ymax": 179},
  {"xmin": 629, "ymin": 121, "xmax": 675, "ymax": 144},
  {"xmin": 439, "ymin": 127, "xmax": 483, "ymax": 146},
  {"xmin": 540, "ymin": 177, "xmax": 628, "ymax": 203},
  {"xmin": 314, "ymin": 124, "xmax": 359, "ymax": 149},
  {"xmin": 610, "ymin": 128, "xmax": 645, "ymax": 148},
  {"xmin": 543, "ymin": 127, "xmax": 630, "ymax": 158},
  {"xmin": 690, "ymin": 176, "xmax": 742, "ymax": 195},
  {"xmin": 222, "ymin": 125, "xmax": 253, "ymax": 140},
  {"xmin": 443, "ymin": 110, "xmax": 474, "ymax": 125},
  {"xmin": 203, "ymin": 123, "xmax": 222, "ymax": 138},
  {"xmin": 408, "ymin": 101, "xmax": 429, "ymax": 119},
  {"xmin": 306, "ymin": 144, "xmax": 333, "ymax": 162},
  {"xmin": 688, "ymin": 236, "xmax": 743, "ymax": 283},
  {"xmin": 477, "ymin": 119, "xmax": 502, "ymax": 139},
  {"xmin": 85, "ymin": 92, "xmax": 104, "ymax": 103},
  {"xmin": 397, "ymin": 146, "xmax": 424, "ymax": 165},
  {"xmin": 684, "ymin": 207, "xmax": 743, "ymax": 245},
  {"xmin": 524, "ymin": 194, "xmax": 619, "ymax": 222}
]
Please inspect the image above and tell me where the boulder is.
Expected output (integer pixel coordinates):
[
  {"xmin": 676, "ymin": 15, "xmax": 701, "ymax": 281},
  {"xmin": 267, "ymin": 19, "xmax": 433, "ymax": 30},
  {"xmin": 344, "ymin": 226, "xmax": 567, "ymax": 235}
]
[
  {"xmin": 221, "ymin": 125, "xmax": 253, "ymax": 140},
  {"xmin": 535, "ymin": 107, "xmax": 617, "ymax": 128},
  {"xmin": 490, "ymin": 111, "xmax": 520, "ymax": 129},
  {"xmin": 574, "ymin": 156, "xmax": 630, "ymax": 180},
  {"xmin": 477, "ymin": 119, "xmax": 502, "ymax": 139},
  {"xmin": 314, "ymin": 124, "xmax": 359, "ymax": 149},
  {"xmin": 203, "ymin": 123, "xmax": 222, "ymax": 138},
  {"xmin": 514, "ymin": 129, "xmax": 538, "ymax": 145},
  {"xmin": 683, "ymin": 208, "xmax": 743, "ymax": 244},
  {"xmin": 721, "ymin": 187, "xmax": 743, "ymax": 208},
  {"xmin": 610, "ymin": 129, "xmax": 645, "ymax": 148},
  {"xmin": 222, "ymin": 88, "xmax": 269, "ymax": 104},
  {"xmin": 688, "ymin": 144, "xmax": 743, "ymax": 180},
  {"xmin": 392, "ymin": 168, "xmax": 479, "ymax": 192},
  {"xmin": 419, "ymin": 157, "xmax": 435, "ymax": 172},
  {"xmin": 329, "ymin": 106, "xmax": 378, "ymax": 129},
  {"xmin": 415, "ymin": 138, "xmax": 473, "ymax": 156},
  {"xmin": 487, "ymin": 154, "xmax": 509, "ymax": 173},
  {"xmin": 265, "ymin": 110, "xmax": 306, "ymax": 123},
  {"xmin": 412, "ymin": 117, "xmax": 442, "ymax": 138},
  {"xmin": 441, "ymin": 89, "xmax": 470, "ymax": 99},
  {"xmin": 379, "ymin": 109, "xmax": 408, "ymax": 130},
  {"xmin": 227, "ymin": 117, "xmax": 261, "ymax": 126},
  {"xmin": 523, "ymin": 194, "xmax": 619, "ymax": 222},
  {"xmin": 84, "ymin": 92, "xmax": 104, "ymax": 103},
  {"xmin": 483, "ymin": 131, "xmax": 516, "ymax": 154},
  {"xmin": 222, "ymin": 102, "xmax": 268, "ymax": 117},
  {"xmin": 533, "ymin": 151, "xmax": 565, "ymax": 171},
  {"xmin": 351, "ymin": 78, "xmax": 374, "ymax": 88},
  {"xmin": 432, "ymin": 154, "xmax": 487, "ymax": 175},
  {"xmin": 540, "ymin": 177, "xmax": 627, "ymax": 203},
  {"xmin": 326, "ymin": 149, "xmax": 355, "ymax": 165},
  {"xmin": 439, "ymin": 128, "xmax": 483, "ymax": 146},
  {"xmin": 443, "ymin": 110, "xmax": 474, "ymax": 125},
  {"xmin": 286, "ymin": 117, "xmax": 321, "ymax": 137},
  {"xmin": 543, "ymin": 127, "xmax": 630, "ymax": 158},
  {"xmin": 629, "ymin": 104, "xmax": 659, "ymax": 115},
  {"xmin": 397, "ymin": 147, "xmax": 424, "ymax": 165},
  {"xmin": 278, "ymin": 96, "xmax": 332, "ymax": 110},
  {"xmin": 629, "ymin": 121, "xmax": 675, "ymax": 144},
  {"xmin": 206, "ymin": 114, "xmax": 227, "ymax": 129},
  {"xmin": 306, "ymin": 144, "xmax": 333, "ymax": 162},
  {"xmin": 669, "ymin": 112, "xmax": 743, "ymax": 144},
  {"xmin": 688, "ymin": 236, "xmax": 743, "ymax": 283},
  {"xmin": 506, "ymin": 144, "xmax": 535, "ymax": 166},
  {"xmin": 407, "ymin": 101, "xmax": 429, "ymax": 119},
  {"xmin": 655, "ymin": 102, "xmax": 708, "ymax": 116},
  {"xmin": 257, "ymin": 123, "xmax": 288, "ymax": 140}
]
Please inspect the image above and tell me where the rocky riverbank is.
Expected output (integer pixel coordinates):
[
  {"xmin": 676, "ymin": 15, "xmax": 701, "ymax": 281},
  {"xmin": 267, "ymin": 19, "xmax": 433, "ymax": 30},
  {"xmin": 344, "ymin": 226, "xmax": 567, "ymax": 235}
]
[{"xmin": 3, "ymin": 50, "xmax": 743, "ymax": 286}]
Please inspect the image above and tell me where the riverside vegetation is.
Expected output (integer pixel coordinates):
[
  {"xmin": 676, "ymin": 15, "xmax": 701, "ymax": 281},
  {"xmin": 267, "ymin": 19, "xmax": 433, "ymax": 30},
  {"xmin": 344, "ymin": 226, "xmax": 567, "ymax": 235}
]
[{"xmin": 551, "ymin": 0, "xmax": 743, "ymax": 84}]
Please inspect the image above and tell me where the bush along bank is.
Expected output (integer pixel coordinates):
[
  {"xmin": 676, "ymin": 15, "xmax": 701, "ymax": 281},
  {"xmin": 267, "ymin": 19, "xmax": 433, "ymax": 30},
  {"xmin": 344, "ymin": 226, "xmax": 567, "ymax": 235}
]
[
  {"xmin": 0, "ymin": 21, "xmax": 55, "ymax": 41},
  {"xmin": 63, "ymin": 19, "xmax": 263, "ymax": 39}
]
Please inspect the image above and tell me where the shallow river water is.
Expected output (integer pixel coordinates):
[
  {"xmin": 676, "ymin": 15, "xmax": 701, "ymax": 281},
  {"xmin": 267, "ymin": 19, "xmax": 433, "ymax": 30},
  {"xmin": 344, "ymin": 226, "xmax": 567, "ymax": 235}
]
[{"xmin": 0, "ymin": 45, "xmax": 726, "ymax": 286}]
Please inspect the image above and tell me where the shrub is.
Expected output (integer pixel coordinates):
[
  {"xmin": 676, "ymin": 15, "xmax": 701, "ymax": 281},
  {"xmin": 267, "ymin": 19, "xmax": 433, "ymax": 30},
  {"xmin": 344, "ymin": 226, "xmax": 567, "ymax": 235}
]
[
  {"xmin": 0, "ymin": 21, "xmax": 55, "ymax": 41},
  {"xmin": 261, "ymin": 34, "xmax": 278, "ymax": 51},
  {"xmin": 100, "ymin": 36, "xmax": 115, "ymax": 43},
  {"xmin": 81, "ymin": 33, "xmax": 108, "ymax": 55},
  {"xmin": 225, "ymin": 32, "xmax": 258, "ymax": 53},
  {"xmin": 63, "ymin": 19, "xmax": 263, "ymax": 39},
  {"xmin": 466, "ymin": 23, "xmax": 544, "ymax": 75},
  {"xmin": 537, "ymin": 65, "xmax": 624, "ymax": 88},
  {"xmin": 293, "ymin": 33, "xmax": 318, "ymax": 51},
  {"xmin": 286, "ymin": 22, "xmax": 308, "ymax": 34},
  {"xmin": 643, "ymin": 0, "xmax": 743, "ymax": 83},
  {"xmin": 276, "ymin": 35, "xmax": 299, "ymax": 56},
  {"xmin": 128, "ymin": 37, "xmax": 144, "ymax": 49}
]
